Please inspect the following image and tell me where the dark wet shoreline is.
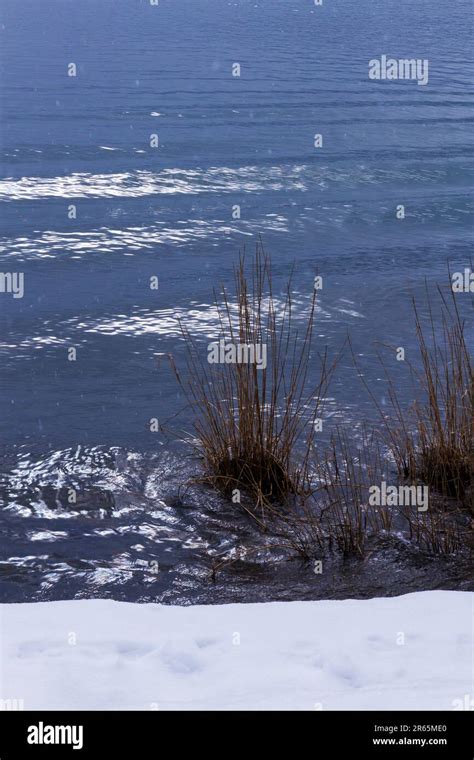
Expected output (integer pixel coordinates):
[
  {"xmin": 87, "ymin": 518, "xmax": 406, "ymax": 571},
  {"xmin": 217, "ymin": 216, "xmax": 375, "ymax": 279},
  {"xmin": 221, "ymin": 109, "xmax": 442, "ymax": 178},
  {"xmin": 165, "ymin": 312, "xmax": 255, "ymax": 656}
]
[{"xmin": 1, "ymin": 446, "xmax": 471, "ymax": 606}]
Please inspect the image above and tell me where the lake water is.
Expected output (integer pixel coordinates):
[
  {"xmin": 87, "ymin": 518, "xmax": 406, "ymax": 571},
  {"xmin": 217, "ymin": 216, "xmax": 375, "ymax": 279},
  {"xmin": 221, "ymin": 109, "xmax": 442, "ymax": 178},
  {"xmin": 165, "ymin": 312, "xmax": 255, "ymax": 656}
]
[{"xmin": 0, "ymin": 0, "xmax": 472, "ymax": 603}]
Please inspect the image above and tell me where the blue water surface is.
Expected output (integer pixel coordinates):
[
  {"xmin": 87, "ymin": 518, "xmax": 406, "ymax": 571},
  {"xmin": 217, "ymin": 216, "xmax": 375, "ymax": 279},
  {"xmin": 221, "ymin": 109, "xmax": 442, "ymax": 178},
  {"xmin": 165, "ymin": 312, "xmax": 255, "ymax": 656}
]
[{"xmin": 1, "ymin": 0, "xmax": 472, "ymax": 450}]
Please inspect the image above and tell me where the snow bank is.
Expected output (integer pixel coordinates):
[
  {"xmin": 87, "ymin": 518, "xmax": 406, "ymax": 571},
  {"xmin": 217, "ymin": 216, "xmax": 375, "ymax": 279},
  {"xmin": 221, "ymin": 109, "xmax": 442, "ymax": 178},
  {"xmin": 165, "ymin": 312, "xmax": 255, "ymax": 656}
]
[{"xmin": 0, "ymin": 591, "xmax": 472, "ymax": 710}]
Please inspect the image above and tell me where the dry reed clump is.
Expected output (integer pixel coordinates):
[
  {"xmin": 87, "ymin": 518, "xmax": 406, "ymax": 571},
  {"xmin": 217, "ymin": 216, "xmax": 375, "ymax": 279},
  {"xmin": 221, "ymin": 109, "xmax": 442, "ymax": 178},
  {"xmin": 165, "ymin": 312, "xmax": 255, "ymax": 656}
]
[
  {"xmin": 258, "ymin": 427, "xmax": 394, "ymax": 560},
  {"xmin": 172, "ymin": 242, "xmax": 336, "ymax": 512},
  {"xmin": 315, "ymin": 427, "xmax": 393, "ymax": 557},
  {"xmin": 171, "ymin": 249, "xmax": 471, "ymax": 561},
  {"xmin": 309, "ymin": 427, "xmax": 467, "ymax": 558},
  {"xmin": 401, "ymin": 504, "xmax": 463, "ymax": 555},
  {"xmin": 368, "ymin": 284, "xmax": 472, "ymax": 515}
]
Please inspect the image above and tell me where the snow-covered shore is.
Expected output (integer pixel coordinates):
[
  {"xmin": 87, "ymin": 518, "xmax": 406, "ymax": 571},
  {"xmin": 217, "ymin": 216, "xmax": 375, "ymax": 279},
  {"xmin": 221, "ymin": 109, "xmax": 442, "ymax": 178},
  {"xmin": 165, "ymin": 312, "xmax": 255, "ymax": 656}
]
[{"xmin": 1, "ymin": 591, "xmax": 472, "ymax": 710}]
